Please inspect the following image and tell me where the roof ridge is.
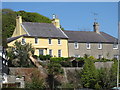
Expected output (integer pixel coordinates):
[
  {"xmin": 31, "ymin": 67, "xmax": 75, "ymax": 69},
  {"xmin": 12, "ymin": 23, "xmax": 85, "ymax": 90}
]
[
  {"xmin": 64, "ymin": 30, "xmax": 95, "ymax": 32},
  {"xmin": 23, "ymin": 22, "xmax": 52, "ymax": 24}
]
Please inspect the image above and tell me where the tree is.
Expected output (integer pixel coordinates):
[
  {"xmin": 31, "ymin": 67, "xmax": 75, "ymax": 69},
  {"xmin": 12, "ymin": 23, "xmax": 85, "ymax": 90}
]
[
  {"xmin": 47, "ymin": 60, "xmax": 64, "ymax": 89},
  {"xmin": 25, "ymin": 69, "xmax": 46, "ymax": 89},
  {"xmin": 2, "ymin": 9, "xmax": 17, "ymax": 48},
  {"xmin": 7, "ymin": 41, "xmax": 35, "ymax": 67},
  {"xmin": 80, "ymin": 58, "xmax": 98, "ymax": 88}
]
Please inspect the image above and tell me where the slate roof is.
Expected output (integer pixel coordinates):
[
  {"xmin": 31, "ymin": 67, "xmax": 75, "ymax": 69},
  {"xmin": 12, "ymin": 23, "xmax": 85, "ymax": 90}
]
[
  {"xmin": 7, "ymin": 34, "xmax": 28, "ymax": 43},
  {"xmin": 22, "ymin": 22, "xmax": 68, "ymax": 39},
  {"xmin": 64, "ymin": 31, "xmax": 117, "ymax": 43}
]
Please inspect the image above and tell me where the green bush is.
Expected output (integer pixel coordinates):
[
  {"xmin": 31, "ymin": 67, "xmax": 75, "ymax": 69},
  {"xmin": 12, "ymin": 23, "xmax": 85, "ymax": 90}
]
[{"xmin": 39, "ymin": 55, "xmax": 52, "ymax": 61}]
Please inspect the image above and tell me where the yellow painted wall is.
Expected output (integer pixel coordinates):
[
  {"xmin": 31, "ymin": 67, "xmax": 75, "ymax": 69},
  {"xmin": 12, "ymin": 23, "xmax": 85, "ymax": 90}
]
[{"xmin": 8, "ymin": 37, "xmax": 69, "ymax": 57}]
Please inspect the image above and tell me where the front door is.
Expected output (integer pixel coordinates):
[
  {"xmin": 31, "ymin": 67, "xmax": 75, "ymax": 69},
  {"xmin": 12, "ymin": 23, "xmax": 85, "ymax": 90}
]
[{"xmin": 39, "ymin": 49, "xmax": 44, "ymax": 55}]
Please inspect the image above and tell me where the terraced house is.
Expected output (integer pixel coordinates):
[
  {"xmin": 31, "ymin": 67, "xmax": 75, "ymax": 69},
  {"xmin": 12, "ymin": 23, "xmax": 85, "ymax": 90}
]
[
  {"xmin": 64, "ymin": 22, "xmax": 118, "ymax": 59},
  {"xmin": 7, "ymin": 15, "xmax": 118, "ymax": 59},
  {"xmin": 7, "ymin": 16, "xmax": 68, "ymax": 57}
]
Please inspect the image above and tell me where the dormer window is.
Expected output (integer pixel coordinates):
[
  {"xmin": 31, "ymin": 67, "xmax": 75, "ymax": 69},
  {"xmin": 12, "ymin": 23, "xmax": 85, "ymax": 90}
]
[
  {"xmin": 86, "ymin": 43, "xmax": 90, "ymax": 49},
  {"xmin": 98, "ymin": 43, "xmax": 102, "ymax": 49},
  {"xmin": 48, "ymin": 38, "xmax": 52, "ymax": 45},
  {"xmin": 35, "ymin": 37, "xmax": 38, "ymax": 44},
  {"xmin": 74, "ymin": 42, "xmax": 79, "ymax": 49},
  {"xmin": 22, "ymin": 38, "xmax": 25, "ymax": 45},
  {"xmin": 113, "ymin": 43, "xmax": 118, "ymax": 49}
]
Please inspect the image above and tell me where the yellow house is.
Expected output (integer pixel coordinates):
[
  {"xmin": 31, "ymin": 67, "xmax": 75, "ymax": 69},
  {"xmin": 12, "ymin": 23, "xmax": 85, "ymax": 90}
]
[{"xmin": 7, "ymin": 15, "xmax": 69, "ymax": 57}]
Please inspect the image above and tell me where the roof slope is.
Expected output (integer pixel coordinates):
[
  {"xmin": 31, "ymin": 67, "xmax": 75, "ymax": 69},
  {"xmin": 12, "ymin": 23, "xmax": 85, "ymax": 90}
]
[
  {"xmin": 64, "ymin": 31, "xmax": 117, "ymax": 43},
  {"xmin": 22, "ymin": 22, "xmax": 68, "ymax": 39},
  {"xmin": 7, "ymin": 34, "xmax": 28, "ymax": 43}
]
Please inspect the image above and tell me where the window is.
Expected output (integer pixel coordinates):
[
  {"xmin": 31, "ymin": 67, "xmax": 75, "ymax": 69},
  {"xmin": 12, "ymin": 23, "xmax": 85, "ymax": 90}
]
[
  {"xmin": 22, "ymin": 38, "xmax": 25, "ymax": 45},
  {"xmin": 58, "ymin": 39, "xmax": 61, "ymax": 45},
  {"xmin": 74, "ymin": 42, "xmax": 79, "ymax": 49},
  {"xmin": 35, "ymin": 37, "xmax": 38, "ymax": 44},
  {"xmin": 86, "ymin": 43, "xmax": 90, "ymax": 49},
  {"xmin": 74, "ymin": 55, "xmax": 80, "ymax": 57},
  {"xmin": 113, "ymin": 44, "xmax": 118, "ymax": 49},
  {"xmin": 58, "ymin": 50, "xmax": 62, "ymax": 57},
  {"xmin": 3, "ymin": 60, "xmax": 5, "ymax": 64},
  {"xmin": 98, "ymin": 43, "xmax": 102, "ymax": 49},
  {"xmin": 114, "ymin": 55, "xmax": 119, "ymax": 60},
  {"xmin": 49, "ymin": 49, "xmax": 52, "ymax": 56},
  {"xmin": 98, "ymin": 55, "xmax": 103, "ymax": 59},
  {"xmin": 48, "ymin": 38, "xmax": 52, "ymax": 44},
  {"xmin": 39, "ymin": 49, "xmax": 44, "ymax": 55}
]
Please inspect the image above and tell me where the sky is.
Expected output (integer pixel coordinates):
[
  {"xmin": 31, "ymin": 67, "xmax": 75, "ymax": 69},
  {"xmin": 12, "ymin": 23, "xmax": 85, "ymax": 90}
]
[{"xmin": 2, "ymin": 2, "xmax": 118, "ymax": 37}]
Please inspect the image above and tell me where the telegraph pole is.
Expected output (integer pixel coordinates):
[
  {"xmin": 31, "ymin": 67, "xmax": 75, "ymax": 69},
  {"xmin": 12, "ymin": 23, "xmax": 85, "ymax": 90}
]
[{"xmin": 117, "ymin": 21, "xmax": 120, "ymax": 88}]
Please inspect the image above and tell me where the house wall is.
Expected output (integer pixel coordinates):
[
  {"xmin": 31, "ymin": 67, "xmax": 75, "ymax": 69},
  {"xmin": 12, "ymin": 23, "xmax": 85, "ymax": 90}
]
[
  {"xmin": 68, "ymin": 42, "xmax": 118, "ymax": 59},
  {"xmin": 8, "ymin": 37, "xmax": 69, "ymax": 57}
]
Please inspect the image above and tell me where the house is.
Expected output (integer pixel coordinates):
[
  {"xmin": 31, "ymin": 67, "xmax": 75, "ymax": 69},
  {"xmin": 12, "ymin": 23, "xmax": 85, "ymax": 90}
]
[
  {"xmin": 0, "ymin": 46, "xmax": 8, "ymax": 75},
  {"xmin": 7, "ymin": 15, "xmax": 69, "ymax": 57},
  {"xmin": 64, "ymin": 22, "xmax": 118, "ymax": 59},
  {"xmin": 7, "ymin": 14, "xmax": 118, "ymax": 59}
]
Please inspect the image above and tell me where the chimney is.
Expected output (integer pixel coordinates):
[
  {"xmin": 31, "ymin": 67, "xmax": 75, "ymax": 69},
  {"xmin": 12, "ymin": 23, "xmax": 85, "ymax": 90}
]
[
  {"xmin": 16, "ymin": 15, "xmax": 22, "ymax": 24},
  {"xmin": 16, "ymin": 15, "xmax": 22, "ymax": 35},
  {"xmin": 93, "ymin": 22, "xmax": 100, "ymax": 34},
  {"xmin": 52, "ymin": 14, "xmax": 60, "ymax": 28}
]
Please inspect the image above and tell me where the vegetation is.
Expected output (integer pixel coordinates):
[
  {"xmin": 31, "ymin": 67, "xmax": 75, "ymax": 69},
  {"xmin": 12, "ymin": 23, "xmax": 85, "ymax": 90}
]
[
  {"xmin": 46, "ymin": 59, "xmax": 64, "ymax": 89},
  {"xmin": 79, "ymin": 57, "xmax": 118, "ymax": 89},
  {"xmin": 25, "ymin": 69, "xmax": 46, "ymax": 89},
  {"xmin": 80, "ymin": 58, "xmax": 98, "ymax": 89},
  {"xmin": 7, "ymin": 41, "xmax": 35, "ymax": 67},
  {"xmin": 2, "ymin": 9, "xmax": 52, "ymax": 48}
]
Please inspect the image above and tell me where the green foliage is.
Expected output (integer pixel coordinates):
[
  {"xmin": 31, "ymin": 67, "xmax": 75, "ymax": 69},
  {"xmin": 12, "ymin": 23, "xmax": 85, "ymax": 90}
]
[
  {"xmin": 2, "ymin": 9, "xmax": 17, "ymax": 48},
  {"xmin": 61, "ymin": 83, "xmax": 74, "ymax": 89},
  {"xmin": 16, "ymin": 10, "xmax": 51, "ymax": 23},
  {"xmin": 80, "ymin": 58, "xmax": 98, "ymax": 88},
  {"xmin": 39, "ymin": 55, "xmax": 51, "ymax": 60},
  {"xmin": 25, "ymin": 69, "xmax": 46, "ymax": 89},
  {"xmin": 2, "ymin": 9, "xmax": 52, "ymax": 48},
  {"xmin": 7, "ymin": 41, "xmax": 35, "ymax": 67},
  {"xmin": 47, "ymin": 59, "xmax": 64, "ymax": 89},
  {"xmin": 47, "ymin": 61, "xmax": 64, "ymax": 75}
]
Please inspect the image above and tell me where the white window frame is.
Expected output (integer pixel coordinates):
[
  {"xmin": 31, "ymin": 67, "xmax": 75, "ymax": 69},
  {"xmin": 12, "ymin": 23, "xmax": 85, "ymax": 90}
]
[
  {"xmin": 49, "ymin": 49, "xmax": 52, "ymax": 56},
  {"xmin": 98, "ymin": 43, "xmax": 102, "ymax": 49},
  {"xmin": 114, "ymin": 55, "xmax": 119, "ymax": 60},
  {"xmin": 98, "ymin": 55, "xmax": 103, "ymax": 59},
  {"xmin": 58, "ymin": 39, "xmax": 61, "ymax": 45},
  {"xmin": 74, "ymin": 54, "xmax": 80, "ymax": 57},
  {"xmin": 3, "ymin": 60, "xmax": 5, "ymax": 64},
  {"xmin": 48, "ymin": 38, "xmax": 52, "ymax": 45},
  {"xmin": 74, "ymin": 42, "xmax": 79, "ymax": 49},
  {"xmin": 39, "ymin": 49, "xmax": 44, "ymax": 55},
  {"xmin": 113, "ymin": 43, "xmax": 118, "ymax": 49},
  {"xmin": 58, "ymin": 49, "xmax": 62, "ymax": 57},
  {"xmin": 35, "ymin": 37, "xmax": 39, "ymax": 44},
  {"xmin": 21, "ymin": 38, "xmax": 26, "ymax": 45},
  {"xmin": 86, "ymin": 43, "xmax": 91, "ymax": 49}
]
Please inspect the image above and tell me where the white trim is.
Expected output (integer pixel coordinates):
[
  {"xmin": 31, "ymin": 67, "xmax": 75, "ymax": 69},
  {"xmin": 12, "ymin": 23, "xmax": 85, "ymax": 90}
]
[
  {"xmin": 48, "ymin": 38, "xmax": 52, "ymax": 45},
  {"xmin": 21, "ymin": 24, "xmax": 30, "ymax": 36},
  {"xmin": 21, "ymin": 38, "xmax": 26, "ymax": 45},
  {"xmin": 49, "ymin": 49, "xmax": 53, "ymax": 56},
  {"xmin": 98, "ymin": 43, "xmax": 102, "ymax": 49},
  {"xmin": 34, "ymin": 37, "xmax": 39, "ymax": 45},
  {"xmin": 58, "ymin": 28, "xmax": 69, "ymax": 38},
  {"xmin": 86, "ymin": 43, "xmax": 91, "ymax": 49},
  {"xmin": 58, "ymin": 39, "xmax": 61, "ymax": 45},
  {"xmin": 113, "ymin": 44, "xmax": 118, "ymax": 49},
  {"xmin": 74, "ymin": 42, "xmax": 79, "ymax": 49},
  {"xmin": 58, "ymin": 49, "xmax": 62, "ymax": 57}
]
